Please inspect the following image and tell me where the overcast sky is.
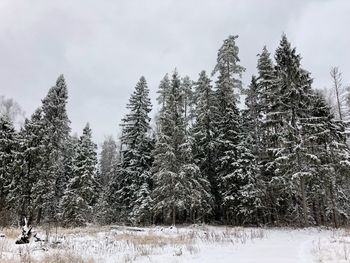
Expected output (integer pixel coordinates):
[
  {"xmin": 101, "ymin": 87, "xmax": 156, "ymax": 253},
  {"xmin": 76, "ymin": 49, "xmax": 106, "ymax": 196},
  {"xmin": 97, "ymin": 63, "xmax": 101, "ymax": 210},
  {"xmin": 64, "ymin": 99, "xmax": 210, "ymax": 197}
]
[{"xmin": 0, "ymin": 0, "xmax": 349, "ymax": 147}]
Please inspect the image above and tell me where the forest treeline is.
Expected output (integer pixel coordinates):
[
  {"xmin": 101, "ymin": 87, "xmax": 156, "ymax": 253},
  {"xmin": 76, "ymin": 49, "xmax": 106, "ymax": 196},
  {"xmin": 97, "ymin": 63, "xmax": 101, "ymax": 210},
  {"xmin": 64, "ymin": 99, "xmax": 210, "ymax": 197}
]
[{"xmin": 1, "ymin": 34, "xmax": 349, "ymax": 228}]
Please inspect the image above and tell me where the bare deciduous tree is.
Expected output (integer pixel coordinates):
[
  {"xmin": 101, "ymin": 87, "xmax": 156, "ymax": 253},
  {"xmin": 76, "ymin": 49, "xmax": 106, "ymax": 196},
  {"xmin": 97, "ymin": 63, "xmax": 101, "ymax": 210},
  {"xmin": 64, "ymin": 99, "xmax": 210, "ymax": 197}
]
[
  {"xmin": 330, "ymin": 67, "xmax": 345, "ymax": 121},
  {"xmin": 322, "ymin": 67, "xmax": 350, "ymax": 122},
  {"xmin": 0, "ymin": 95, "xmax": 25, "ymax": 127}
]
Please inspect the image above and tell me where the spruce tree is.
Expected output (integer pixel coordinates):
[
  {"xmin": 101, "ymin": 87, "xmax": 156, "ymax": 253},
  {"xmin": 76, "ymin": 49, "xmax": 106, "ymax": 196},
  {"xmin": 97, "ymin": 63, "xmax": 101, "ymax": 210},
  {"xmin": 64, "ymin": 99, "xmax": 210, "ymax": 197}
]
[
  {"xmin": 256, "ymin": 46, "xmax": 279, "ymax": 224},
  {"xmin": 267, "ymin": 35, "xmax": 316, "ymax": 225},
  {"xmin": 35, "ymin": 74, "xmax": 71, "ymax": 224},
  {"xmin": 110, "ymin": 76, "xmax": 154, "ymax": 224},
  {"xmin": 156, "ymin": 74, "xmax": 171, "ymax": 113},
  {"xmin": 63, "ymin": 134, "xmax": 79, "ymax": 191},
  {"xmin": 237, "ymin": 76, "xmax": 263, "ymax": 224},
  {"xmin": 11, "ymin": 109, "xmax": 45, "ymax": 224},
  {"xmin": 155, "ymin": 74, "xmax": 171, "ymax": 134},
  {"xmin": 257, "ymin": 46, "xmax": 277, "ymax": 117},
  {"xmin": 211, "ymin": 35, "xmax": 245, "ymax": 223},
  {"xmin": 0, "ymin": 116, "xmax": 18, "ymax": 225},
  {"xmin": 304, "ymin": 92, "xmax": 350, "ymax": 227},
  {"xmin": 61, "ymin": 123, "xmax": 98, "ymax": 226},
  {"xmin": 192, "ymin": 70, "xmax": 217, "ymax": 218},
  {"xmin": 152, "ymin": 71, "xmax": 211, "ymax": 224}
]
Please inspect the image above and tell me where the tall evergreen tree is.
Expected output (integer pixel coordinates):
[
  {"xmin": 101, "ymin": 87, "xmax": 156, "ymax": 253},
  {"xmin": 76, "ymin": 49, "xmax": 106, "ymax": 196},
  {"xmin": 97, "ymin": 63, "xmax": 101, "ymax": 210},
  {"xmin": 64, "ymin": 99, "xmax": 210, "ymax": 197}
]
[
  {"xmin": 266, "ymin": 35, "xmax": 316, "ymax": 225},
  {"xmin": 303, "ymin": 92, "xmax": 350, "ymax": 227},
  {"xmin": 11, "ymin": 109, "xmax": 44, "ymax": 224},
  {"xmin": 256, "ymin": 46, "xmax": 280, "ymax": 224},
  {"xmin": 257, "ymin": 46, "xmax": 277, "ymax": 116},
  {"xmin": 237, "ymin": 76, "xmax": 263, "ymax": 224},
  {"xmin": 109, "ymin": 76, "xmax": 154, "ymax": 224},
  {"xmin": 0, "ymin": 116, "xmax": 18, "ymax": 225},
  {"xmin": 61, "ymin": 123, "xmax": 98, "ymax": 226},
  {"xmin": 152, "ymin": 71, "xmax": 211, "ymax": 225},
  {"xmin": 34, "ymin": 74, "xmax": 71, "ymax": 224},
  {"xmin": 192, "ymin": 70, "xmax": 217, "ymax": 219},
  {"xmin": 211, "ymin": 35, "xmax": 245, "ymax": 223}
]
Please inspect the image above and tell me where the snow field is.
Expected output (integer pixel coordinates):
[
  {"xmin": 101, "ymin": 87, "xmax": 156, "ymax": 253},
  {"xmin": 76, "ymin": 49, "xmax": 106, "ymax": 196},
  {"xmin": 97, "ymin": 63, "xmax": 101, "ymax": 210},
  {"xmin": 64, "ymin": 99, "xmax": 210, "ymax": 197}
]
[{"xmin": 0, "ymin": 225, "xmax": 348, "ymax": 262}]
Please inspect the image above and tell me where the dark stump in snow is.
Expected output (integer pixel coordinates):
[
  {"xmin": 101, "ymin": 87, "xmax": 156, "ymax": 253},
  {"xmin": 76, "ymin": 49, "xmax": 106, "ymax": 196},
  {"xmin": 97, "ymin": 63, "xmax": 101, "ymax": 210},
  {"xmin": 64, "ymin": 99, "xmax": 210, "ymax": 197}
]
[{"xmin": 15, "ymin": 218, "xmax": 33, "ymax": 244}]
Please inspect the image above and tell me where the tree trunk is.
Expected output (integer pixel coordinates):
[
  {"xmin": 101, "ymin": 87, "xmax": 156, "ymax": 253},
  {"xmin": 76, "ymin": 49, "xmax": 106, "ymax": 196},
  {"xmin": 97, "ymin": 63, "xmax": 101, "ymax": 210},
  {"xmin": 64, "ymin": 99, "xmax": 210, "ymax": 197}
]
[
  {"xmin": 36, "ymin": 207, "xmax": 42, "ymax": 225},
  {"xmin": 172, "ymin": 204, "xmax": 176, "ymax": 225},
  {"xmin": 300, "ymin": 176, "xmax": 308, "ymax": 226},
  {"xmin": 329, "ymin": 184, "xmax": 339, "ymax": 228}
]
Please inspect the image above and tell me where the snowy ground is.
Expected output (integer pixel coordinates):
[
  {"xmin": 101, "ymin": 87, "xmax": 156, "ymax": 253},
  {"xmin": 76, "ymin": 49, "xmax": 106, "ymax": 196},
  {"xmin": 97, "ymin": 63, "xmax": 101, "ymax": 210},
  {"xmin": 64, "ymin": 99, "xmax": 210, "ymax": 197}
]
[{"xmin": 0, "ymin": 225, "xmax": 348, "ymax": 262}]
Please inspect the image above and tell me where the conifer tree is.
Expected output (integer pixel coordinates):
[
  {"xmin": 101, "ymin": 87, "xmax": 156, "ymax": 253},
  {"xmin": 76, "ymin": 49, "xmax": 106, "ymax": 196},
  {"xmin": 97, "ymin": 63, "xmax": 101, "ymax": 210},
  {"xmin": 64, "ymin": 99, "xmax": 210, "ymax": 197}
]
[
  {"xmin": 61, "ymin": 123, "xmax": 98, "ymax": 226},
  {"xmin": 152, "ymin": 71, "xmax": 211, "ymax": 224},
  {"xmin": 192, "ymin": 70, "xmax": 217, "ymax": 217},
  {"xmin": 11, "ymin": 109, "xmax": 44, "ymax": 223},
  {"xmin": 267, "ymin": 35, "xmax": 316, "ymax": 225},
  {"xmin": 95, "ymin": 136, "xmax": 119, "ymax": 224},
  {"xmin": 304, "ymin": 92, "xmax": 350, "ymax": 227},
  {"xmin": 212, "ymin": 35, "xmax": 245, "ymax": 223},
  {"xmin": 98, "ymin": 136, "xmax": 118, "ymax": 187},
  {"xmin": 237, "ymin": 76, "xmax": 263, "ymax": 224},
  {"xmin": 63, "ymin": 134, "xmax": 79, "ymax": 190},
  {"xmin": 157, "ymin": 74, "xmax": 171, "ymax": 113},
  {"xmin": 0, "ymin": 116, "xmax": 18, "ymax": 224},
  {"xmin": 181, "ymin": 76, "xmax": 195, "ymax": 128},
  {"xmin": 110, "ymin": 76, "xmax": 154, "ymax": 224},
  {"xmin": 155, "ymin": 74, "xmax": 171, "ymax": 134},
  {"xmin": 255, "ymin": 46, "xmax": 279, "ymax": 223},
  {"xmin": 257, "ymin": 46, "xmax": 277, "ymax": 116},
  {"xmin": 35, "ymin": 75, "xmax": 71, "ymax": 224}
]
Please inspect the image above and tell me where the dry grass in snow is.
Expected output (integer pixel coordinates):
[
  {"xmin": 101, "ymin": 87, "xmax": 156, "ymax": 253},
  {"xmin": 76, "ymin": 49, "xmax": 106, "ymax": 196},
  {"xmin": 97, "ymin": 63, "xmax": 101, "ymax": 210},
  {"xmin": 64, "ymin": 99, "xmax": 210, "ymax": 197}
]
[
  {"xmin": 0, "ymin": 225, "xmax": 265, "ymax": 263},
  {"xmin": 1, "ymin": 224, "xmax": 350, "ymax": 262}
]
